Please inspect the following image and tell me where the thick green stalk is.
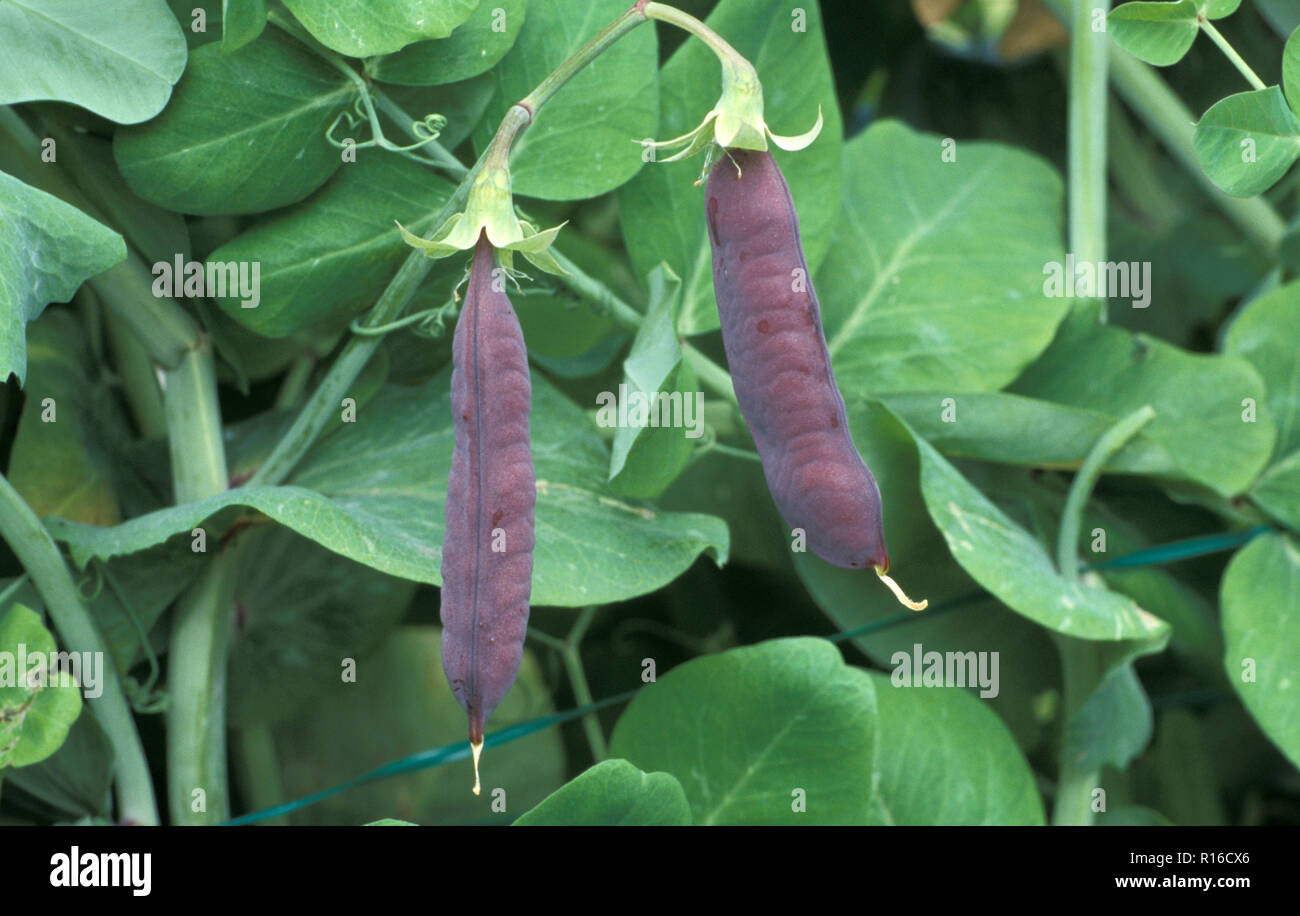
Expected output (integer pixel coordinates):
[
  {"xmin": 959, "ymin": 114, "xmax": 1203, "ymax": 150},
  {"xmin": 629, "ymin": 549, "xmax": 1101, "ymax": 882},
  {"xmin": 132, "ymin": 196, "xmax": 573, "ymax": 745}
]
[
  {"xmin": 104, "ymin": 309, "xmax": 168, "ymax": 439},
  {"xmin": 162, "ymin": 340, "xmax": 235, "ymax": 825},
  {"xmin": 1068, "ymin": 0, "xmax": 1108, "ymax": 294},
  {"xmin": 0, "ymin": 474, "xmax": 158, "ymax": 825},
  {"xmin": 1052, "ymin": 634, "xmax": 1105, "ymax": 826},
  {"xmin": 166, "ymin": 544, "xmax": 243, "ymax": 825}
]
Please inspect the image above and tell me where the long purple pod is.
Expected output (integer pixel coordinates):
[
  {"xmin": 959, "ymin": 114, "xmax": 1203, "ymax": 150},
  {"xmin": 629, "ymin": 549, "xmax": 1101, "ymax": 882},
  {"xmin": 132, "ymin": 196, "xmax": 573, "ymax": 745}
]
[
  {"xmin": 440, "ymin": 233, "xmax": 535, "ymax": 791},
  {"xmin": 706, "ymin": 147, "xmax": 891, "ymax": 574}
]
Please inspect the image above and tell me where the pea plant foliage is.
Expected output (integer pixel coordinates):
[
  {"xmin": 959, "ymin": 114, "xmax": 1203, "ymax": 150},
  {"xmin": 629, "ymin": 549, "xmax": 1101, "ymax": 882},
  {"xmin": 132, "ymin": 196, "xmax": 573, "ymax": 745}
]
[{"xmin": 0, "ymin": 0, "xmax": 1295, "ymax": 829}]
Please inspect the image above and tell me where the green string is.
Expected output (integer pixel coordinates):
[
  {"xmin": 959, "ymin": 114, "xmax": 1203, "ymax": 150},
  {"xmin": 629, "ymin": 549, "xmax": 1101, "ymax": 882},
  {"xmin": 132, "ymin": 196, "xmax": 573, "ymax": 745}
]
[{"xmin": 224, "ymin": 523, "xmax": 1275, "ymax": 825}]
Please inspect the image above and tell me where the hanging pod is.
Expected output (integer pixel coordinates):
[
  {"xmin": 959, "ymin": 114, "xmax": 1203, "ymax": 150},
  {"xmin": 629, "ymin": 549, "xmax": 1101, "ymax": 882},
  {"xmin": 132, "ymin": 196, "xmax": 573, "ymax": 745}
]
[
  {"xmin": 440, "ymin": 232, "xmax": 537, "ymax": 793},
  {"xmin": 705, "ymin": 148, "xmax": 924, "ymax": 610}
]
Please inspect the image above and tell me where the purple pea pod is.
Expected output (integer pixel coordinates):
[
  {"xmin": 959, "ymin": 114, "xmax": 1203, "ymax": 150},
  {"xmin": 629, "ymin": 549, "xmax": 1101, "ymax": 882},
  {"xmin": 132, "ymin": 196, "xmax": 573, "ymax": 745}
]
[
  {"xmin": 440, "ymin": 232, "xmax": 536, "ymax": 793},
  {"xmin": 705, "ymin": 147, "xmax": 924, "ymax": 610}
]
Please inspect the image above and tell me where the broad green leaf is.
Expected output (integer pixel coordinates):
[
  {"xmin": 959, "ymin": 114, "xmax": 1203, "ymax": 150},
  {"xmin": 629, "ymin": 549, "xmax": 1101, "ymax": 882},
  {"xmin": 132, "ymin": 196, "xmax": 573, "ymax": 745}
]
[
  {"xmin": 1010, "ymin": 310, "xmax": 1275, "ymax": 496},
  {"xmin": 273, "ymin": 626, "xmax": 564, "ymax": 824},
  {"xmin": 114, "ymin": 30, "xmax": 357, "ymax": 215},
  {"xmin": 208, "ymin": 155, "xmax": 457, "ymax": 337},
  {"xmin": 226, "ymin": 526, "xmax": 416, "ymax": 727},
  {"xmin": 1223, "ymin": 279, "xmax": 1300, "ymax": 459},
  {"xmin": 1221, "ymin": 532, "xmax": 1300, "ymax": 768},
  {"xmin": 514, "ymin": 759, "xmax": 692, "ymax": 826},
  {"xmin": 48, "ymin": 371, "xmax": 729, "ymax": 607},
  {"xmin": 369, "ymin": 0, "xmax": 526, "ymax": 86},
  {"xmin": 0, "ymin": 604, "xmax": 83, "ymax": 769},
  {"xmin": 222, "ymin": 0, "xmax": 266, "ymax": 51},
  {"xmin": 365, "ymin": 818, "xmax": 418, "ymax": 825},
  {"xmin": 473, "ymin": 0, "xmax": 657, "ymax": 200},
  {"xmin": 618, "ymin": 0, "xmax": 841, "ymax": 336},
  {"xmin": 610, "ymin": 637, "xmax": 878, "ymax": 825},
  {"xmin": 607, "ymin": 265, "xmax": 696, "ymax": 498},
  {"xmin": 0, "ymin": 0, "xmax": 186, "ymax": 123},
  {"xmin": 914, "ymin": 434, "xmax": 1170, "ymax": 641},
  {"xmin": 8, "ymin": 311, "xmax": 122, "ymax": 525},
  {"xmin": 1107, "ymin": 1, "xmax": 1199, "ymax": 66},
  {"xmin": 87, "ymin": 544, "xmax": 204, "ymax": 677},
  {"xmin": 1194, "ymin": 87, "xmax": 1300, "ymax": 198},
  {"xmin": 0, "ymin": 171, "xmax": 125, "ymax": 386},
  {"xmin": 1252, "ymin": 449, "xmax": 1300, "ymax": 531},
  {"xmin": 1061, "ymin": 662, "xmax": 1152, "ymax": 773},
  {"xmin": 820, "ymin": 120, "xmax": 1067, "ymax": 395},
  {"xmin": 869, "ymin": 672, "xmax": 1045, "ymax": 825},
  {"xmin": 282, "ymin": 0, "xmax": 478, "ymax": 57}
]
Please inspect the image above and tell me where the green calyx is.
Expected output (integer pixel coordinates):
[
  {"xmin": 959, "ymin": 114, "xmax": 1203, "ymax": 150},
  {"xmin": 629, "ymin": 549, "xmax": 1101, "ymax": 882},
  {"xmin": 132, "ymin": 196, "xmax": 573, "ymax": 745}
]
[
  {"xmin": 397, "ymin": 163, "xmax": 567, "ymax": 276},
  {"xmin": 640, "ymin": 53, "xmax": 823, "ymax": 163}
]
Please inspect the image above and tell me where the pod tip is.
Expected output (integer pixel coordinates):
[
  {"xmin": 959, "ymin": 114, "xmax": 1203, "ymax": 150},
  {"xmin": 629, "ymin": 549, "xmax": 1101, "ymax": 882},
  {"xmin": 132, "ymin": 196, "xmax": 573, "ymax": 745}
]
[
  {"xmin": 875, "ymin": 567, "xmax": 928, "ymax": 611},
  {"xmin": 471, "ymin": 739, "xmax": 483, "ymax": 796}
]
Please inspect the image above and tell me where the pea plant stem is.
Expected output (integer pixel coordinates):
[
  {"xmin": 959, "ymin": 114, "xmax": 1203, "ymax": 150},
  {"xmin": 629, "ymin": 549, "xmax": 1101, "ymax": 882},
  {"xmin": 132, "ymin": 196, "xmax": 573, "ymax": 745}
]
[
  {"xmin": 162, "ymin": 339, "xmax": 238, "ymax": 825},
  {"xmin": 1051, "ymin": 634, "xmax": 1105, "ymax": 826},
  {"xmin": 0, "ymin": 473, "xmax": 159, "ymax": 825},
  {"xmin": 1056, "ymin": 405, "xmax": 1156, "ymax": 582},
  {"xmin": 1199, "ymin": 20, "xmax": 1267, "ymax": 91},
  {"xmin": 563, "ymin": 607, "xmax": 609, "ymax": 762},
  {"xmin": 1067, "ymin": 0, "xmax": 1109, "ymax": 312}
]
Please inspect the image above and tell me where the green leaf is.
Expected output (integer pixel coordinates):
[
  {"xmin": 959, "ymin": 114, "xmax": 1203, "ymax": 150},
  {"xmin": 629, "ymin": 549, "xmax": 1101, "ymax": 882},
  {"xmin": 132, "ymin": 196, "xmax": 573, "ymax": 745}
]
[
  {"xmin": 473, "ymin": 0, "xmax": 657, "ymax": 201},
  {"xmin": 226, "ymin": 526, "xmax": 415, "ymax": 727},
  {"xmin": 1010, "ymin": 310, "xmax": 1275, "ymax": 497},
  {"xmin": 370, "ymin": 0, "xmax": 526, "ymax": 86},
  {"xmin": 209, "ymin": 155, "xmax": 457, "ymax": 337},
  {"xmin": 222, "ymin": 0, "xmax": 266, "ymax": 51},
  {"xmin": 1061, "ymin": 663, "xmax": 1153, "ymax": 773},
  {"xmin": 364, "ymin": 818, "xmax": 418, "ymax": 825},
  {"xmin": 610, "ymin": 637, "xmax": 878, "ymax": 825},
  {"xmin": 114, "ymin": 30, "xmax": 356, "ymax": 215},
  {"xmin": 914, "ymin": 434, "xmax": 1171, "ymax": 641},
  {"xmin": 1220, "ymin": 532, "xmax": 1300, "ymax": 769},
  {"xmin": 0, "ymin": 604, "xmax": 83, "ymax": 769},
  {"xmin": 48, "ymin": 371, "xmax": 729, "ymax": 607},
  {"xmin": 0, "ymin": 171, "xmax": 126, "ymax": 386},
  {"xmin": 607, "ymin": 265, "xmax": 696, "ymax": 498},
  {"xmin": 870, "ymin": 672, "xmax": 1045, "ymax": 825},
  {"xmin": 8, "ymin": 311, "xmax": 123, "ymax": 525},
  {"xmin": 1252, "ymin": 449, "xmax": 1300, "ymax": 531},
  {"xmin": 618, "ymin": 0, "xmax": 842, "ymax": 336},
  {"xmin": 273, "ymin": 626, "xmax": 564, "ymax": 824},
  {"xmin": 820, "ymin": 120, "xmax": 1067, "ymax": 395},
  {"xmin": 282, "ymin": 0, "xmax": 478, "ymax": 57},
  {"xmin": 1201, "ymin": 0, "xmax": 1243, "ymax": 18},
  {"xmin": 1194, "ymin": 87, "xmax": 1300, "ymax": 198},
  {"xmin": 514, "ymin": 759, "xmax": 692, "ymax": 826},
  {"xmin": 1223, "ymin": 279, "xmax": 1300, "ymax": 459},
  {"xmin": 0, "ymin": 0, "xmax": 187, "ymax": 123},
  {"xmin": 2, "ymin": 708, "xmax": 113, "ymax": 817},
  {"xmin": 1107, "ymin": 1, "xmax": 1200, "ymax": 66}
]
